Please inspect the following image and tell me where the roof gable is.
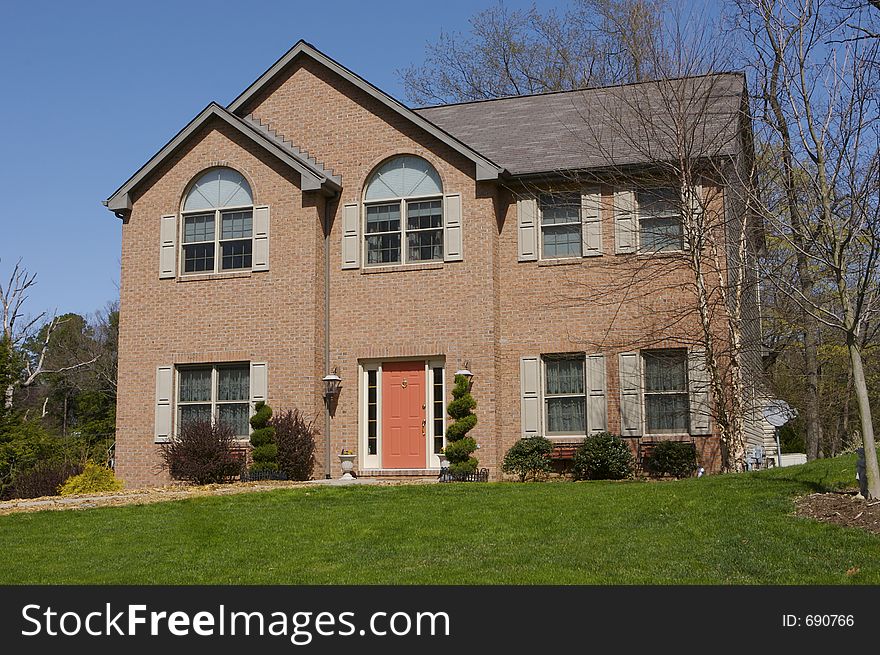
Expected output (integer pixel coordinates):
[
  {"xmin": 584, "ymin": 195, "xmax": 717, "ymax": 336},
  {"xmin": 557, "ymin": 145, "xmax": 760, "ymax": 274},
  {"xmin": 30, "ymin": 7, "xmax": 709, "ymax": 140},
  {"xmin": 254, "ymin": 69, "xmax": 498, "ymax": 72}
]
[
  {"xmin": 104, "ymin": 103, "xmax": 341, "ymax": 214},
  {"xmin": 227, "ymin": 40, "xmax": 504, "ymax": 181}
]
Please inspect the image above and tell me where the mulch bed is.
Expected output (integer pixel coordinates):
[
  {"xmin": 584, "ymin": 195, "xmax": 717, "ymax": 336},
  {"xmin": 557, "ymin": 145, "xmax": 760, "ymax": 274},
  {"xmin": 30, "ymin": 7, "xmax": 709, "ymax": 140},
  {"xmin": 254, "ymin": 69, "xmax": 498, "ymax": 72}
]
[{"xmin": 796, "ymin": 491, "xmax": 880, "ymax": 535}]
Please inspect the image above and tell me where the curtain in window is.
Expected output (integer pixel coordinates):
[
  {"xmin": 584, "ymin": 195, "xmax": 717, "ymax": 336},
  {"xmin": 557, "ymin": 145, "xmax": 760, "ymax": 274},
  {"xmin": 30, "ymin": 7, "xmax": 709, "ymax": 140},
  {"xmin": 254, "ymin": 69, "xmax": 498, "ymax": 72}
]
[
  {"xmin": 644, "ymin": 352, "xmax": 686, "ymax": 391},
  {"xmin": 179, "ymin": 368, "xmax": 211, "ymax": 402},
  {"xmin": 547, "ymin": 397, "xmax": 586, "ymax": 433},
  {"xmin": 218, "ymin": 403, "xmax": 250, "ymax": 436},
  {"xmin": 218, "ymin": 366, "xmax": 250, "ymax": 401},
  {"xmin": 645, "ymin": 394, "xmax": 689, "ymax": 432},
  {"xmin": 545, "ymin": 358, "xmax": 585, "ymax": 395}
]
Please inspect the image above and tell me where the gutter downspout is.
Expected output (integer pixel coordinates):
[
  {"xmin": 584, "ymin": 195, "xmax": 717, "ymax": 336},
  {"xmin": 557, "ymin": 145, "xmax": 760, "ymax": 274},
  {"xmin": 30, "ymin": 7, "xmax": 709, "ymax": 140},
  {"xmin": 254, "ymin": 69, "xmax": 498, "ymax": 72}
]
[{"xmin": 324, "ymin": 194, "xmax": 335, "ymax": 479}]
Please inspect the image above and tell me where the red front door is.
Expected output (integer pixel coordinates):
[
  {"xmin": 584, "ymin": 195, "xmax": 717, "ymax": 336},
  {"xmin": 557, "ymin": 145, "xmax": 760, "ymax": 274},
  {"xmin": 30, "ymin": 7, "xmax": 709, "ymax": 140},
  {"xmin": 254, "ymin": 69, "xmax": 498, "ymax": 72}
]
[{"xmin": 382, "ymin": 361, "xmax": 426, "ymax": 469}]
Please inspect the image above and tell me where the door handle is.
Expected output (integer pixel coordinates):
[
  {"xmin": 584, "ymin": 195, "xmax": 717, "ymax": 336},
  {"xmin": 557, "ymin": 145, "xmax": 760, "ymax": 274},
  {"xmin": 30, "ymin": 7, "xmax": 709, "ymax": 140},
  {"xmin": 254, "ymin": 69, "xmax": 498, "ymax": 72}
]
[{"xmin": 422, "ymin": 419, "xmax": 426, "ymax": 435}]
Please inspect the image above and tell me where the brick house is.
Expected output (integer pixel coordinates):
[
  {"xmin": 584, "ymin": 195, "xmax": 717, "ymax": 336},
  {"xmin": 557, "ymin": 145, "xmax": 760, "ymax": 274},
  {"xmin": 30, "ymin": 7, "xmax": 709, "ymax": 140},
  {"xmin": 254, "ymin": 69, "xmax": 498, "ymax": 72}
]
[{"xmin": 104, "ymin": 40, "xmax": 766, "ymax": 488}]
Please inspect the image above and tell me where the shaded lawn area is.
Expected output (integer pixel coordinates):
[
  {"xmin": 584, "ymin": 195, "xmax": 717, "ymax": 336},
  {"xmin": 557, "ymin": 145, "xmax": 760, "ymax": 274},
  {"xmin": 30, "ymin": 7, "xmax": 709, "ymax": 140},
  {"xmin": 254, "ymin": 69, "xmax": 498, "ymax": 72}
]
[{"xmin": 0, "ymin": 454, "xmax": 875, "ymax": 584}]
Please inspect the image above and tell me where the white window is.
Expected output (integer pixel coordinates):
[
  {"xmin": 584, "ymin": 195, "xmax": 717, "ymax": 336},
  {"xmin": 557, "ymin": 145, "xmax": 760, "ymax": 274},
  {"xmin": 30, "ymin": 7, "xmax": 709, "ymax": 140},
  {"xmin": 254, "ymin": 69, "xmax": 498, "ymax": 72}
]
[
  {"xmin": 642, "ymin": 349, "xmax": 689, "ymax": 433},
  {"xmin": 181, "ymin": 168, "xmax": 255, "ymax": 274},
  {"xmin": 543, "ymin": 354, "xmax": 587, "ymax": 435},
  {"xmin": 363, "ymin": 156, "xmax": 444, "ymax": 265},
  {"xmin": 540, "ymin": 193, "xmax": 582, "ymax": 259},
  {"xmin": 176, "ymin": 363, "xmax": 251, "ymax": 438},
  {"xmin": 637, "ymin": 188, "xmax": 683, "ymax": 252}
]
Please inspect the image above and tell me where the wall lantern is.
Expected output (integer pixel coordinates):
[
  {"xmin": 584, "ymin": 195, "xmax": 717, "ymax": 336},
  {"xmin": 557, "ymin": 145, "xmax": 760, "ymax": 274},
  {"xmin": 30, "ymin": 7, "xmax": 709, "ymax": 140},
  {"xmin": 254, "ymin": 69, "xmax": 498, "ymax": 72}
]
[
  {"xmin": 454, "ymin": 362, "xmax": 474, "ymax": 388},
  {"xmin": 322, "ymin": 369, "xmax": 342, "ymax": 401}
]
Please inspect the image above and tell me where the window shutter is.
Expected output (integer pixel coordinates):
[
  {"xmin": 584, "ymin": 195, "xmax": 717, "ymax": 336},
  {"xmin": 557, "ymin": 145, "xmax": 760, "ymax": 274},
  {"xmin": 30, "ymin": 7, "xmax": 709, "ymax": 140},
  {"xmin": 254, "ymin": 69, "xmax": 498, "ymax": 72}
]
[
  {"xmin": 516, "ymin": 196, "xmax": 538, "ymax": 261},
  {"xmin": 688, "ymin": 348, "xmax": 711, "ymax": 435},
  {"xmin": 618, "ymin": 352, "xmax": 642, "ymax": 436},
  {"xmin": 154, "ymin": 365, "xmax": 173, "ymax": 442},
  {"xmin": 586, "ymin": 354, "xmax": 607, "ymax": 434},
  {"xmin": 250, "ymin": 362, "xmax": 268, "ymax": 404},
  {"xmin": 159, "ymin": 214, "xmax": 177, "ymax": 278},
  {"xmin": 581, "ymin": 188, "xmax": 602, "ymax": 256},
  {"xmin": 520, "ymin": 356, "xmax": 541, "ymax": 436},
  {"xmin": 682, "ymin": 183, "xmax": 702, "ymax": 251},
  {"xmin": 614, "ymin": 189, "xmax": 637, "ymax": 254},
  {"xmin": 252, "ymin": 205, "xmax": 270, "ymax": 271},
  {"xmin": 443, "ymin": 193, "xmax": 463, "ymax": 261},
  {"xmin": 341, "ymin": 203, "xmax": 360, "ymax": 269}
]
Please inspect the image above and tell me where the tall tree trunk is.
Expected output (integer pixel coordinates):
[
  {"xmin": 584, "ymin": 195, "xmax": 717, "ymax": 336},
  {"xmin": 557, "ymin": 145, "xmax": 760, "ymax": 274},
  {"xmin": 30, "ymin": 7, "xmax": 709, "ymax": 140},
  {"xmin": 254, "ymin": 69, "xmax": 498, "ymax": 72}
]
[{"xmin": 847, "ymin": 337, "xmax": 880, "ymax": 499}]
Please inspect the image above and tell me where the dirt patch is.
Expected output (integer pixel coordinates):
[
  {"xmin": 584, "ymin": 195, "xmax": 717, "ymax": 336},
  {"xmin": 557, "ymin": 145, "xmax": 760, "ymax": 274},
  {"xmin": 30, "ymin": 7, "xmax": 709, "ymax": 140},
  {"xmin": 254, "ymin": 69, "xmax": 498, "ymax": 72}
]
[
  {"xmin": 0, "ymin": 478, "xmax": 430, "ymax": 516},
  {"xmin": 795, "ymin": 492, "xmax": 880, "ymax": 535}
]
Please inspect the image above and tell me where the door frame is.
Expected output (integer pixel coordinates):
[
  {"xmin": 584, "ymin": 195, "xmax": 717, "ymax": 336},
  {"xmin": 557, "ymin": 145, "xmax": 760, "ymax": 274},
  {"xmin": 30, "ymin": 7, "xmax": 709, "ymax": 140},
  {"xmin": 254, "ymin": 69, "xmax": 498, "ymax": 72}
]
[{"xmin": 359, "ymin": 357, "xmax": 445, "ymax": 470}]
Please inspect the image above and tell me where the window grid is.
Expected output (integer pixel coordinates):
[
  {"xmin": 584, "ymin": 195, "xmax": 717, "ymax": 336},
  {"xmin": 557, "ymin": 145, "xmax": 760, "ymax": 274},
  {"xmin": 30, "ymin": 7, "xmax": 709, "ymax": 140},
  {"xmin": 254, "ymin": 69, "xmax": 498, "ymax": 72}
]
[
  {"xmin": 367, "ymin": 369, "xmax": 378, "ymax": 456},
  {"xmin": 432, "ymin": 367, "xmax": 445, "ymax": 454},
  {"xmin": 637, "ymin": 188, "xmax": 683, "ymax": 252},
  {"xmin": 364, "ymin": 193, "xmax": 444, "ymax": 266},
  {"xmin": 540, "ymin": 193, "xmax": 582, "ymax": 259},
  {"xmin": 181, "ymin": 205, "xmax": 253, "ymax": 274},
  {"xmin": 543, "ymin": 355, "xmax": 587, "ymax": 436},
  {"xmin": 642, "ymin": 350, "xmax": 690, "ymax": 434},
  {"xmin": 176, "ymin": 364, "xmax": 251, "ymax": 438}
]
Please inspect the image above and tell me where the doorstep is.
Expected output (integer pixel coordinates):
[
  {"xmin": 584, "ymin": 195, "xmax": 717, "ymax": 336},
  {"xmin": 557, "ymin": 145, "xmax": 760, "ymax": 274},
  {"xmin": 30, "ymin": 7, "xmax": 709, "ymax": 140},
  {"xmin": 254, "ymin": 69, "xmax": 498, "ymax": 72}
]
[{"xmin": 358, "ymin": 469, "xmax": 439, "ymax": 479}]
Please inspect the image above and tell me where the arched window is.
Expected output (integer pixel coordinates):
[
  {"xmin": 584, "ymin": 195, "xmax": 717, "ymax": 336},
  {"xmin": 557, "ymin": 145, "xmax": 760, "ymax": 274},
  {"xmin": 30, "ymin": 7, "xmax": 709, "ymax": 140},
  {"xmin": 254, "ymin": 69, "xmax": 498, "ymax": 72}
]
[
  {"xmin": 181, "ymin": 168, "xmax": 254, "ymax": 273},
  {"xmin": 363, "ymin": 156, "xmax": 444, "ymax": 265}
]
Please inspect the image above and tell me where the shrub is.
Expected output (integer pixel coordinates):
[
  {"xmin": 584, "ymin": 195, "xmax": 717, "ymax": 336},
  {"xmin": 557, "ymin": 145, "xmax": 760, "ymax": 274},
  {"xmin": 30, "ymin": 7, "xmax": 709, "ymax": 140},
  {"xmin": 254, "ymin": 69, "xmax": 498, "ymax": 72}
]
[
  {"xmin": 502, "ymin": 436, "xmax": 553, "ymax": 481},
  {"xmin": 58, "ymin": 461, "xmax": 123, "ymax": 496},
  {"xmin": 273, "ymin": 409, "xmax": 316, "ymax": 481},
  {"xmin": 160, "ymin": 419, "xmax": 244, "ymax": 485},
  {"xmin": 446, "ymin": 374, "xmax": 478, "ymax": 475},
  {"xmin": 249, "ymin": 402, "xmax": 278, "ymax": 473},
  {"xmin": 572, "ymin": 432, "xmax": 634, "ymax": 480},
  {"xmin": 644, "ymin": 441, "xmax": 698, "ymax": 478},
  {"xmin": 4, "ymin": 460, "xmax": 84, "ymax": 499}
]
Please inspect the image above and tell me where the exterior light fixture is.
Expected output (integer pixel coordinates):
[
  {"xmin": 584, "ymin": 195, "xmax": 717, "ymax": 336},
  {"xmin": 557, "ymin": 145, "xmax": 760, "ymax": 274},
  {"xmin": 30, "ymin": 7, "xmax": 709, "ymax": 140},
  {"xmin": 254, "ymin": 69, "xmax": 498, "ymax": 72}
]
[
  {"xmin": 322, "ymin": 369, "xmax": 342, "ymax": 400},
  {"xmin": 455, "ymin": 362, "xmax": 474, "ymax": 387}
]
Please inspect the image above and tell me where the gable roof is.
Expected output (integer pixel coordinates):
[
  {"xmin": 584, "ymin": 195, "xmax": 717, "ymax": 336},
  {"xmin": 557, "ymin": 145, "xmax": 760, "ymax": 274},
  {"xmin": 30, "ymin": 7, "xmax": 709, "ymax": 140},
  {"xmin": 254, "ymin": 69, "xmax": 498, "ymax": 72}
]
[
  {"xmin": 104, "ymin": 103, "xmax": 341, "ymax": 214},
  {"xmin": 227, "ymin": 40, "xmax": 505, "ymax": 181},
  {"xmin": 415, "ymin": 73, "xmax": 747, "ymax": 177}
]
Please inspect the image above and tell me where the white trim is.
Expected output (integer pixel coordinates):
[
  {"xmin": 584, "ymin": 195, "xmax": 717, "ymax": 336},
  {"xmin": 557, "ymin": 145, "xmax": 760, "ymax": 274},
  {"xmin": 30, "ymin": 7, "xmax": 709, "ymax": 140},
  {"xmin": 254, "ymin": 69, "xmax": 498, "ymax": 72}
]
[
  {"xmin": 538, "ymin": 192, "xmax": 583, "ymax": 262},
  {"xmin": 178, "ymin": 203, "xmax": 257, "ymax": 277},
  {"xmin": 362, "ymin": 196, "xmax": 445, "ymax": 267},
  {"xmin": 540, "ymin": 354, "xmax": 588, "ymax": 437},
  {"xmin": 173, "ymin": 362, "xmax": 254, "ymax": 440}
]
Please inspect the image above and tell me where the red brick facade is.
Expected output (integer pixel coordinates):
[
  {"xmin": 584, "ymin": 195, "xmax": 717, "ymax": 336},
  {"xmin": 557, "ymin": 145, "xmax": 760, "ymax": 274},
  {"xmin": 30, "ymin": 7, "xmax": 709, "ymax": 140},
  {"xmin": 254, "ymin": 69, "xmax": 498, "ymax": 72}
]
[{"xmin": 110, "ymin": 44, "xmax": 753, "ymax": 488}]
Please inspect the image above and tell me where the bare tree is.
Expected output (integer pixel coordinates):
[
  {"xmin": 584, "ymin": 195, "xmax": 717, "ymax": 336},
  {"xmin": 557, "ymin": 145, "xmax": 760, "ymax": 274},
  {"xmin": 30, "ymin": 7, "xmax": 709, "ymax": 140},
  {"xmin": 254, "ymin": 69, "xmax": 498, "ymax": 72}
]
[
  {"xmin": 398, "ymin": 0, "xmax": 667, "ymax": 105},
  {"xmin": 731, "ymin": 0, "xmax": 880, "ymax": 497},
  {"xmin": 0, "ymin": 259, "xmax": 98, "ymax": 411}
]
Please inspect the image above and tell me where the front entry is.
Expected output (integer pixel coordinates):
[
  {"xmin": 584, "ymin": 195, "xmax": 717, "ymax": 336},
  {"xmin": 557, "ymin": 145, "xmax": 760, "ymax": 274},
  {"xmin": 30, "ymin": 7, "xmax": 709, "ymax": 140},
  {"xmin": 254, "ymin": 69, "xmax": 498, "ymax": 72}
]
[{"xmin": 381, "ymin": 361, "xmax": 426, "ymax": 468}]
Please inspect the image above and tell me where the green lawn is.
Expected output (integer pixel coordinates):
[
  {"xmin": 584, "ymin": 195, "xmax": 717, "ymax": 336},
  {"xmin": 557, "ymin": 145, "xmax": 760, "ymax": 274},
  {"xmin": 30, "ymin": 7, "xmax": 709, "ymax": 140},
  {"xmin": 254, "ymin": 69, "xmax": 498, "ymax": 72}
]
[{"xmin": 0, "ymin": 454, "xmax": 875, "ymax": 584}]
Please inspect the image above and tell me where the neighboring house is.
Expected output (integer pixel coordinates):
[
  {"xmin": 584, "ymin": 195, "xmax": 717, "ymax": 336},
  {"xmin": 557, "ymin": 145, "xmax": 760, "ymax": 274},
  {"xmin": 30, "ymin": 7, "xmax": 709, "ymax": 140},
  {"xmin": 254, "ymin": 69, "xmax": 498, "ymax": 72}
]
[{"xmin": 105, "ymin": 40, "xmax": 764, "ymax": 487}]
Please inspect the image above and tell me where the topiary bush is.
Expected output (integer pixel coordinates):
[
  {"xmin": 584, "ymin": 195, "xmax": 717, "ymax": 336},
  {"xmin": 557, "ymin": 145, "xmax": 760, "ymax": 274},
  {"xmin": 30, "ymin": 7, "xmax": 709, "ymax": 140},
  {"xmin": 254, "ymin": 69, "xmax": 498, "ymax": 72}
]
[
  {"xmin": 644, "ymin": 440, "xmax": 698, "ymax": 478},
  {"xmin": 249, "ymin": 401, "xmax": 278, "ymax": 473},
  {"xmin": 58, "ymin": 461, "xmax": 123, "ymax": 496},
  {"xmin": 445, "ymin": 374, "xmax": 478, "ymax": 476},
  {"xmin": 160, "ymin": 419, "xmax": 244, "ymax": 485},
  {"xmin": 502, "ymin": 436, "xmax": 553, "ymax": 481},
  {"xmin": 572, "ymin": 432, "xmax": 634, "ymax": 480},
  {"xmin": 273, "ymin": 408, "xmax": 316, "ymax": 481},
  {"xmin": 4, "ymin": 460, "xmax": 85, "ymax": 499}
]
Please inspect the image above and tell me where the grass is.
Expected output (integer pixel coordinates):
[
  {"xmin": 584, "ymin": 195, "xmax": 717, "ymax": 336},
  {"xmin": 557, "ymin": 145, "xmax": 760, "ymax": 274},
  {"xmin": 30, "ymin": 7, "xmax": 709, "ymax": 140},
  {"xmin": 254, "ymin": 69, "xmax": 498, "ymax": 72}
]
[{"xmin": 0, "ymin": 453, "xmax": 875, "ymax": 584}]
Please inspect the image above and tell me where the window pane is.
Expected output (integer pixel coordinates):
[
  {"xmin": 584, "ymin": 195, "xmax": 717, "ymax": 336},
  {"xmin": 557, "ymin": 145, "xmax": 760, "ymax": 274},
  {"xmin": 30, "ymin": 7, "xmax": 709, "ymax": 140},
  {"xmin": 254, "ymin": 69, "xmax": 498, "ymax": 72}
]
[
  {"xmin": 218, "ymin": 403, "xmax": 250, "ymax": 436},
  {"xmin": 366, "ymin": 233, "xmax": 401, "ymax": 264},
  {"xmin": 407, "ymin": 229, "xmax": 443, "ymax": 262},
  {"xmin": 644, "ymin": 351, "xmax": 687, "ymax": 392},
  {"xmin": 218, "ymin": 366, "xmax": 250, "ymax": 401},
  {"xmin": 640, "ymin": 217, "xmax": 683, "ymax": 251},
  {"xmin": 542, "ymin": 225, "xmax": 581, "ymax": 258},
  {"xmin": 547, "ymin": 397, "xmax": 586, "ymax": 433},
  {"xmin": 406, "ymin": 200, "xmax": 442, "ymax": 230},
  {"xmin": 645, "ymin": 394, "xmax": 689, "ymax": 433},
  {"xmin": 183, "ymin": 243, "xmax": 214, "ymax": 272},
  {"xmin": 367, "ymin": 370, "xmax": 378, "ymax": 455},
  {"xmin": 366, "ymin": 203, "xmax": 401, "ymax": 234},
  {"xmin": 183, "ymin": 214, "xmax": 215, "ymax": 243},
  {"xmin": 220, "ymin": 240, "xmax": 252, "ymax": 270},
  {"xmin": 433, "ymin": 367, "xmax": 444, "ymax": 453},
  {"xmin": 221, "ymin": 210, "xmax": 253, "ymax": 239},
  {"xmin": 539, "ymin": 193, "xmax": 580, "ymax": 225},
  {"xmin": 179, "ymin": 368, "xmax": 212, "ymax": 402},
  {"xmin": 637, "ymin": 188, "xmax": 679, "ymax": 218},
  {"xmin": 545, "ymin": 357, "xmax": 585, "ymax": 395},
  {"xmin": 178, "ymin": 403, "xmax": 211, "ymax": 427}
]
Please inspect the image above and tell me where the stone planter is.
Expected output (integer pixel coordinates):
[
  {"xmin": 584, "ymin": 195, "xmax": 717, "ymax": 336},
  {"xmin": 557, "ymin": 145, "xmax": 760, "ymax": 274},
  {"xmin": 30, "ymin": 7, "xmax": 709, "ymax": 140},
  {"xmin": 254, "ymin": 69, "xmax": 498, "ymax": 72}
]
[
  {"xmin": 438, "ymin": 453, "xmax": 449, "ymax": 470},
  {"xmin": 339, "ymin": 453, "xmax": 356, "ymax": 480}
]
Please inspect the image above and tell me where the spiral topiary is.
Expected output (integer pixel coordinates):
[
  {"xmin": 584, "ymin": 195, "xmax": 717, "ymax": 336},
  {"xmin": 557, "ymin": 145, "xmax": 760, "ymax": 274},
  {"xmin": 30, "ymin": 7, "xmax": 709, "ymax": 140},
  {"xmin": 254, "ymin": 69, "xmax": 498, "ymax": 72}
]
[
  {"xmin": 446, "ymin": 374, "xmax": 478, "ymax": 475},
  {"xmin": 249, "ymin": 401, "xmax": 278, "ymax": 473}
]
